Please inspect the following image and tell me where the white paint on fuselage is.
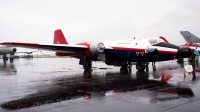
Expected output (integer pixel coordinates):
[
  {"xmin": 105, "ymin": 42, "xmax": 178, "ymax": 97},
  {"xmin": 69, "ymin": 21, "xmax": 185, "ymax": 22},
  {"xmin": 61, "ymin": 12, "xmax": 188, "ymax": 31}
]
[{"xmin": 102, "ymin": 37, "xmax": 177, "ymax": 53}]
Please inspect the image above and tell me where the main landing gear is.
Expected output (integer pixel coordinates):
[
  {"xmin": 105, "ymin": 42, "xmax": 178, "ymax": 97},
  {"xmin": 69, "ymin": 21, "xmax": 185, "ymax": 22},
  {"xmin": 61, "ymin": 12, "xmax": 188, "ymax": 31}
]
[
  {"xmin": 135, "ymin": 62, "xmax": 156, "ymax": 71},
  {"xmin": 119, "ymin": 62, "xmax": 154, "ymax": 73},
  {"xmin": 3, "ymin": 55, "xmax": 8, "ymax": 62},
  {"xmin": 136, "ymin": 63, "xmax": 146, "ymax": 71},
  {"xmin": 2, "ymin": 55, "xmax": 14, "ymax": 63},
  {"xmin": 120, "ymin": 64, "xmax": 132, "ymax": 74},
  {"xmin": 83, "ymin": 59, "xmax": 92, "ymax": 71}
]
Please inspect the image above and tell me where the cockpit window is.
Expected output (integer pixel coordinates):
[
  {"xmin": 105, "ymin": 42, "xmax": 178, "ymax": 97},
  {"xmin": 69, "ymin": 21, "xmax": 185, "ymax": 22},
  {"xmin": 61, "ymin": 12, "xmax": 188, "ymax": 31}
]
[{"xmin": 149, "ymin": 38, "xmax": 164, "ymax": 45}]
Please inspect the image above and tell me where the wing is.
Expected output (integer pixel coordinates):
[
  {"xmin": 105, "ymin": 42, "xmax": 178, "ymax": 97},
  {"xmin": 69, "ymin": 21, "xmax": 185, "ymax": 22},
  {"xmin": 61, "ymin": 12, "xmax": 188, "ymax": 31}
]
[{"xmin": 0, "ymin": 42, "xmax": 88, "ymax": 53}]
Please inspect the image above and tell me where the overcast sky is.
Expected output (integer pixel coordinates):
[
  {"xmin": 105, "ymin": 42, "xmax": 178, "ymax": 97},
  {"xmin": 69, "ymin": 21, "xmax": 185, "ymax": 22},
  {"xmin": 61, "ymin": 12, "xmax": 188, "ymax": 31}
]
[{"xmin": 0, "ymin": 0, "xmax": 200, "ymax": 54}]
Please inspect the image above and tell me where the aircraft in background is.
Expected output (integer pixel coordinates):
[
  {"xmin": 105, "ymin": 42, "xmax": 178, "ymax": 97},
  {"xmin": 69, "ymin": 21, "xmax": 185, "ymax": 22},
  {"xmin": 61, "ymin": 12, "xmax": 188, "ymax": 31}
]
[
  {"xmin": 180, "ymin": 31, "xmax": 200, "ymax": 48},
  {"xmin": 0, "ymin": 45, "xmax": 17, "ymax": 63},
  {"xmin": 0, "ymin": 45, "xmax": 39, "ymax": 63},
  {"xmin": 180, "ymin": 31, "xmax": 200, "ymax": 44},
  {"xmin": 179, "ymin": 31, "xmax": 200, "ymax": 62},
  {"xmin": 0, "ymin": 29, "xmax": 193, "ymax": 71}
]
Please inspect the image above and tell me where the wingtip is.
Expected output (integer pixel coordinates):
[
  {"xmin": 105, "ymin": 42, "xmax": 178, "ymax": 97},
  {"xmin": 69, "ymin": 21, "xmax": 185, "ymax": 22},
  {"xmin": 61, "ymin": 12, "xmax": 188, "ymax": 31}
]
[{"xmin": 159, "ymin": 36, "xmax": 169, "ymax": 43}]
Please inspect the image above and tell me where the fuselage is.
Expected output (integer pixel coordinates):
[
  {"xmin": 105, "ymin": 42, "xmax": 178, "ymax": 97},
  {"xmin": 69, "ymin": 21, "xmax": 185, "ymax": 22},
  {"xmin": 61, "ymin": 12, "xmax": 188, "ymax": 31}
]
[
  {"xmin": 58, "ymin": 37, "xmax": 181, "ymax": 63},
  {"xmin": 180, "ymin": 43, "xmax": 200, "ymax": 53}
]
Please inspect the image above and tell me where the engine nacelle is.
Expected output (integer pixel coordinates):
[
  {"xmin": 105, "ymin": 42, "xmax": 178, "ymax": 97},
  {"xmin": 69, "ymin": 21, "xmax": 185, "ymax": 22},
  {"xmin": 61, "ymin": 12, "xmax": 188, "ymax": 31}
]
[
  {"xmin": 0, "ymin": 47, "xmax": 17, "ymax": 54},
  {"xmin": 13, "ymin": 48, "xmax": 17, "ymax": 52},
  {"xmin": 90, "ymin": 42, "xmax": 105, "ymax": 55},
  {"xmin": 176, "ymin": 47, "xmax": 192, "ymax": 58}
]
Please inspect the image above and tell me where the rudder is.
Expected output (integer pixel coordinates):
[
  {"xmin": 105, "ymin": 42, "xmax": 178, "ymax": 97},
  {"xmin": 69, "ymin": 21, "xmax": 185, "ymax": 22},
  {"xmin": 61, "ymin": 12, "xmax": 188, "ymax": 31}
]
[{"xmin": 54, "ymin": 29, "xmax": 68, "ymax": 44}]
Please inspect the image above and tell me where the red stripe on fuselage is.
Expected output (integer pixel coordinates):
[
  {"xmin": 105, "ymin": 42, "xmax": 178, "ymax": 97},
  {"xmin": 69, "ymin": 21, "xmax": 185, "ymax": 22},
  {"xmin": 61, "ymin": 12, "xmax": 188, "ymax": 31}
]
[
  {"xmin": 112, "ymin": 47, "xmax": 177, "ymax": 54},
  {"xmin": 158, "ymin": 51, "xmax": 177, "ymax": 54}
]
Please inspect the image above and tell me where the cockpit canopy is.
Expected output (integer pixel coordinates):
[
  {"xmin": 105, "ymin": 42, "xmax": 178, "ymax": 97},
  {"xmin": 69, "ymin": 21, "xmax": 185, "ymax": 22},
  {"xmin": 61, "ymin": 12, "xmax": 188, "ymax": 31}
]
[{"xmin": 148, "ymin": 37, "xmax": 165, "ymax": 45}]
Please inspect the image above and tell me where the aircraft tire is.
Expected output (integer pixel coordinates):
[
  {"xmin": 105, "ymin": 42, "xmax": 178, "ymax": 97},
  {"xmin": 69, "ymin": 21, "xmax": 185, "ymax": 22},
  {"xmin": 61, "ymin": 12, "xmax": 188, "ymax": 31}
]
[
  {"xmin": 3, "ymin": 55, "xmax": 8, "ymax": 61},
  {"xmin": 120, "ymin": 65, "xmax": 129, "ymax": 74},
  {"xmin": 136, "ymin": 63, "xmax": 145, "ymax": 71},
  {"xmin": 83, "ymin": 65, "xmax": 91, "ymax": 71},
  {"xmin": 83, "ymin": 60, "xmax": 92, "ymax": 71}
]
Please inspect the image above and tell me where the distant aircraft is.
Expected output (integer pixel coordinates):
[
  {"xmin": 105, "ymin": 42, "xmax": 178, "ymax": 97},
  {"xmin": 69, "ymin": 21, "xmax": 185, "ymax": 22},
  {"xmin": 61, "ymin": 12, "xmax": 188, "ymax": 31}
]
[
  {"xmin": 0, "ymin": 45, "xmax": 17, "ymax": 63},
  {"xmin": 179, "ymin": 31, "xmax": 200, "ymax": 61},
  {"xmin": 0, "ymin": 45, "xmax": 39, "ymax": 63},
  {"xmin": 180, "ymin": 31, "xmax": 200, "ymax": 48},
  {"xmin": 0, "ymin": 29, "xmax": 193, "ymax": 71},
  {"xmin": 180, "ymin": 31, "xmax": 200, "ymax": 44}
]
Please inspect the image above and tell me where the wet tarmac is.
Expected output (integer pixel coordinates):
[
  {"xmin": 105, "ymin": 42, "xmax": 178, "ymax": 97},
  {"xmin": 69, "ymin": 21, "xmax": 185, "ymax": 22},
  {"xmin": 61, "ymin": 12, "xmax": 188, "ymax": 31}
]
[{"xmin": 0, "ymin": 58, "xmax": 200, "ymax": 112}]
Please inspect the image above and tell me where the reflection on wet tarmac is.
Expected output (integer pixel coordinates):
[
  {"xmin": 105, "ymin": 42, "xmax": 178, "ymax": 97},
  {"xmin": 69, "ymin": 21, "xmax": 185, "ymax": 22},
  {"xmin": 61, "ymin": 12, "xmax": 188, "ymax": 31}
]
[
  {"xmin": 1, "ymin": 70, "xmax": 194, "ymax": 110},
  {"xmin": 0, "ymin": 62, "xmax": 17, "ymax": 75}
]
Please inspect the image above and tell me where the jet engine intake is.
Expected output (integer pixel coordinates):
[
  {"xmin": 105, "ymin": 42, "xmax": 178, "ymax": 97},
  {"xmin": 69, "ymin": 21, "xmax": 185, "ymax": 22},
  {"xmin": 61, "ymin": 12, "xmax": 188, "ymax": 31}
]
[
  {"xmin": 176, "ymin": 47, "xmax": 192, "ymax": 58},
  {"xmin": 13, "ymin": 48, "xmax": 17, "ymax": 52},
  {"xmin": 90, "ymin": 42, "xmax": 105, "ymax": 55}
]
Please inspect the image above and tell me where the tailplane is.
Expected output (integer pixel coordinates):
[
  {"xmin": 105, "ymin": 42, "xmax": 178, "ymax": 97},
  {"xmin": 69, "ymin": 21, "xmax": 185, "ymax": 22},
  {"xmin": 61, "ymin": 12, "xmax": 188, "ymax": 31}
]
[
  {"xmin": 54, "ymin": 29, "xmax": 68, "ymax": 44},
  {"xmin": 180, "ymin": 31, "xmax": 200, "ymax": 43}
]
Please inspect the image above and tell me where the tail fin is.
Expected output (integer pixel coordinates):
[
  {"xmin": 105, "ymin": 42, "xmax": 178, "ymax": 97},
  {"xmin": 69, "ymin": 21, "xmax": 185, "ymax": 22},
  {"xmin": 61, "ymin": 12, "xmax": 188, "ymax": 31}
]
[
  {"xmin": 54, "ymin": 29, "xmax": 68, "ymax": 44},
  {"xmin": 180, "ymin": 31, "xmax": 200, "ymax": 43}
]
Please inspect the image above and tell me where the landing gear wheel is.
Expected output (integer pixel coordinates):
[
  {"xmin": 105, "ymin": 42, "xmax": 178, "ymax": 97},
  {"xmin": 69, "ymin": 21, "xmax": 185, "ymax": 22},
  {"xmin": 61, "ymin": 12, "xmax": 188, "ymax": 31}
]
[
  {"xmin": 120, "ymin": 65, "xmax": 129, "ymax": 74},
  {"xmin": 3, "ymin": 55, "xmax": 8, "ymax": 62},
  {"xmin": 136, "ymin": 63, "xmax": 145, "ymax": 71},
  {"xmin": 83, "ymin": 60, "xmax": 92, "ymax": 71},
  {"xmin": 83, "ymin": 65, "xmax": 91, "ymax": 70}
]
